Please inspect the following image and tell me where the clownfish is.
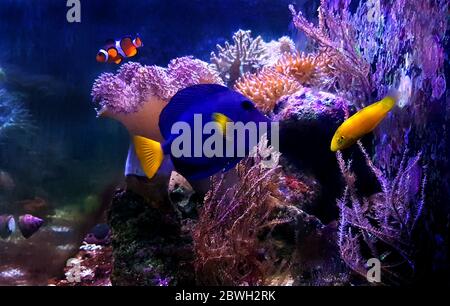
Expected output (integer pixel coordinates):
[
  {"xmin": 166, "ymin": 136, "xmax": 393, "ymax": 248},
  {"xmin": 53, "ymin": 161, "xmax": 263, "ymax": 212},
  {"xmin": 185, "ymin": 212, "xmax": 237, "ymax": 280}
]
[
  {"xmin": 96, "ymin": 35, "xmax": 143, "ymax": 64},
  {"xmin": 330, "ymin": 91, "xmax": 399, "ymax": 152}
]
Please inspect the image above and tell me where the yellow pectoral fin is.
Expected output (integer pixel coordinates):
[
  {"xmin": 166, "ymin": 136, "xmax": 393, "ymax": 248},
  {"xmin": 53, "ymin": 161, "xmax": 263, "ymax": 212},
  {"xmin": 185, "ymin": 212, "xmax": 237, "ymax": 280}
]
[
  {"xmin": 133, "ymin": 136, "xmax": 164, "ymax": 179},
  {"xmin": 212, "ymin": 112, "xmax": 231, "ymax": 138}
]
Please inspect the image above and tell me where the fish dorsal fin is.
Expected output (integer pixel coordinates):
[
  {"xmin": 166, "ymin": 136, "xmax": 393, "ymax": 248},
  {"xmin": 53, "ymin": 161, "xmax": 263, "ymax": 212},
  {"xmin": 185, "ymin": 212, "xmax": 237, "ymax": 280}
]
[{"xmin": 159, "ymin": 84, "xmax": 229, "ymax": 140}]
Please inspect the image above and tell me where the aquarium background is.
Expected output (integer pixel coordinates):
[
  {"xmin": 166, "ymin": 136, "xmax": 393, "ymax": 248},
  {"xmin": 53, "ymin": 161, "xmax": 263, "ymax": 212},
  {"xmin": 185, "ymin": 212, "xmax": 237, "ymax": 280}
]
[
  {"xmin": 0, "ymin": 0, "xmax": 448, "ymax": 286},
  {"xmin": 0, "ymin": 0, "xmax": 318, "ymax": 285}
]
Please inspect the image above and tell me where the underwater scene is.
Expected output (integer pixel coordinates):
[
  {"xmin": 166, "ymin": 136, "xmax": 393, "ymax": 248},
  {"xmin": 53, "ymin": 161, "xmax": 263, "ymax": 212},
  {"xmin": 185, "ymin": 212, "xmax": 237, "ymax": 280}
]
[{"xmin": 0, "ymin": 0, "xmax": 449, "ymax": 288}]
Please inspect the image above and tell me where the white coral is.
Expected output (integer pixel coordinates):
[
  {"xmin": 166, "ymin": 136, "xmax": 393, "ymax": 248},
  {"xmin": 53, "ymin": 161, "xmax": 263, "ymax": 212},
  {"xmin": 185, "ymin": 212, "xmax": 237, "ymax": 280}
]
[
  {"xmin": 210, "ymin": 29, "xmax": 267, "ymax": 86},
  {"xmin": 263, "ymin": 36, "xmax": 297, "ymax": 66}
]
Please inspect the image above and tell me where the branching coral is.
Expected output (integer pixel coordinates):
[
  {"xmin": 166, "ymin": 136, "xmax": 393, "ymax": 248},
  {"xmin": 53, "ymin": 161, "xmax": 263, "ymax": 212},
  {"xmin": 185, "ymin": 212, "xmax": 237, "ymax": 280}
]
[
  {"xmin": 193, "ymin": 145, "xmax": 294, "ymax": 285},
  {"xmin": 336, "ymin": 142, "xmax": 426, "ymax": 285},
  {"xmin": 234, "ymin": 68, "xmax": 301, "ymax": 113},
  {"xmin": 91, "ymin": 56, "xmax": 223, "ymax": 115},
  {"xmin": 289, "ymin": 3, "xmax": 373, "ymax": 106},
  {"xmin": 275, "ymin": 51, "xmax": 330, "ymax": 87},
  {"xmin": 210, "ymin": 29, "xmax": 267, "ymax": 87}
]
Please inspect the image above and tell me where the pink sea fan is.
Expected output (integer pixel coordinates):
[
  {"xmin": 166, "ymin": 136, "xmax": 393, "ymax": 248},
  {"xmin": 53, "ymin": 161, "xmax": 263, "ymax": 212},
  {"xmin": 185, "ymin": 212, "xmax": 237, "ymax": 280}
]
[{"xmin": 91, "ymin": 56, "xmax": 223, "ymax": 115}]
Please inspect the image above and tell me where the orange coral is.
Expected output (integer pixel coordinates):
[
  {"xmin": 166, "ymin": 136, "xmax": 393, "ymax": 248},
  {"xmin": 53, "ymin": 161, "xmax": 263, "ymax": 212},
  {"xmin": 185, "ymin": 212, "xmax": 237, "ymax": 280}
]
[
  {"xmin": 234, "ymin": 68, "xmax": 301, "ymax": 113},
  {"xmin": 275, "ymin": 52, "xmax": 329, "ymax": 86}
]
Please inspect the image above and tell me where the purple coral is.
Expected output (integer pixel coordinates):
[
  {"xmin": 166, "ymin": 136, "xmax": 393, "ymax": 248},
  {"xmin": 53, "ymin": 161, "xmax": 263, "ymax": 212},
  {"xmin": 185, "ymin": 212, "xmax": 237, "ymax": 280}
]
[
  {"xmin": 337, "ymin": 142, "xmax": 426, "ymax": 284},
  {"xmin": 91, "ymin": 57, "xmax": 223, "ymax": 115}
]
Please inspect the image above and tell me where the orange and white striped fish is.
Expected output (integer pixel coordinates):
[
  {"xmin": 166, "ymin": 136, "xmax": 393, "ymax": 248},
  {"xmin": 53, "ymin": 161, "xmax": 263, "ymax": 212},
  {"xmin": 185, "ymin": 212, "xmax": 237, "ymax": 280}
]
[{"xmin": 96, "ymin": 35, "xmax": 143, "ymax": 64}]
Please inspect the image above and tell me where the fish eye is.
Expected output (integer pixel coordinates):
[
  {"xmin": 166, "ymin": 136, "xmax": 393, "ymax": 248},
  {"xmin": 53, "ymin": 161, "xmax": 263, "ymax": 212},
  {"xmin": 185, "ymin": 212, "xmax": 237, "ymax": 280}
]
[{"xmin": 241, "ymin": 100, "xmax": 254, "ymax": 110}]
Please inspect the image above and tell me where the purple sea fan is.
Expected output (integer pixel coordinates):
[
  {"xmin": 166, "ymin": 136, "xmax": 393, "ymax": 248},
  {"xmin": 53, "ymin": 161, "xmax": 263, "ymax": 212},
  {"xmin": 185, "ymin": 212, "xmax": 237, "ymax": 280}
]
[
  {"xmin": 288, "ymin": 3, "xmax": 373, "ymax": 106},
  {"xmin": 18, "ymin": 214, "xmax": 44, "ymax": 239},
  {"xmin": 337, "ymin": 142, "xmax": 426, "ymax": 285}
]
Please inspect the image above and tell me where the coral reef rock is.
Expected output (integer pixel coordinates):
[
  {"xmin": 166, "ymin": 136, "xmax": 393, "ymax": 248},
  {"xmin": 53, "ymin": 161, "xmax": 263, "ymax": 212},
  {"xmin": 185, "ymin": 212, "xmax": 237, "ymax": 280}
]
[
  {"xmin": 107, "ymin": 175, "xmax": 195, "ymax": 286},
  {"xmin": 51, "ymin": 243, "xmax": 112, "ymax": 286},
  {"xmin": 168, "ymin": 171, "xmax": 198, "ymax": 217},
  {"xmin": 18, "ymin": 214, "xmax": 44, "ymax": 239},
  {"xmin": 272, "ymin": 88, "xmax": 350, "ymax": 222},
  {"xmin": 84, "ymin": 223, "xmax": 111, "ymax": 246}
]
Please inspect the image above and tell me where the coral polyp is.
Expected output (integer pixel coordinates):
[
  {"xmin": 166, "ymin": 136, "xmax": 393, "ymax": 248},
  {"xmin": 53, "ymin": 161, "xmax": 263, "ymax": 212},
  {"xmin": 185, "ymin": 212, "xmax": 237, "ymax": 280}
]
[
  {"xmin": 234, "ymin": 68, "xmax": 301, "ymax": 113},
  {"xmin": 275, "ymin": 52, "xmax": 327, "ymax": 86}
]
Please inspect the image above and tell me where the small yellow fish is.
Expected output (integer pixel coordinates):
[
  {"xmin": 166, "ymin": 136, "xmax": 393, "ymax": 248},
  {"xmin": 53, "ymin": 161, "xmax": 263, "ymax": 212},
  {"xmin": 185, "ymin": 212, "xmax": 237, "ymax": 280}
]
[{"xmin": 330, "ymin": 93, "xmax": 398, "ymax": 152}]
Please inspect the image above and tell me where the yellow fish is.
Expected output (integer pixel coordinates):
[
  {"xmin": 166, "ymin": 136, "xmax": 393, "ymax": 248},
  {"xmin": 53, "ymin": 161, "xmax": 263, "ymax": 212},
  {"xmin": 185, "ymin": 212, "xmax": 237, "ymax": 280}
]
[{"xmin": 330, "ymin": 93, "xmax": 398, "ymax": 152}]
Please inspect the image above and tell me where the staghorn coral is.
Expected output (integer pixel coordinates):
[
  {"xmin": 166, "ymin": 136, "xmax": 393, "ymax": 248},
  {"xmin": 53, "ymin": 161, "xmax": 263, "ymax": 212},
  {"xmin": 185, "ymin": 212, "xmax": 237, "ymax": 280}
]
[
  {"xmin": 193, "ymin": 143, "xmax": 295, "ymax": 285},
  {"xmin": 336, "ymin": 142, "xmax": 426, "ymax": 285},
  {"xmin": 234, "ymin": 68, "xmax": 301, "ymax": 113},
  {"xmin": 275, "ymin": 51, "xmax": 331, "ymax": 87},
  {"xmin": 210, "ymin": 29, "xmax": 267, "ymax": 87},
  {"xmin": 91, "ymin": 56, "xmax": 223, "ymax": 115}
]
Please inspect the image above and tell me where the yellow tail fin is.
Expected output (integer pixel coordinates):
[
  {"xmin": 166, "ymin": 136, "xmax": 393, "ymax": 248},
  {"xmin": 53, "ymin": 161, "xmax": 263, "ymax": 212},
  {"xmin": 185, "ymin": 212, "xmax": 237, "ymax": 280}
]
[{"xmin": 133, "ymin": 135, "xmax": 164, "ymax": 179}]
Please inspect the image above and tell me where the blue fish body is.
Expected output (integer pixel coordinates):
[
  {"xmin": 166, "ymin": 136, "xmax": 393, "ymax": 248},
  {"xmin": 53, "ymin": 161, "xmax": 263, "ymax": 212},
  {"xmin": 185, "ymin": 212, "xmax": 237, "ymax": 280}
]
[{"xmin": 154, "ymin": 84, "xmax": 271, "ymax": 180}]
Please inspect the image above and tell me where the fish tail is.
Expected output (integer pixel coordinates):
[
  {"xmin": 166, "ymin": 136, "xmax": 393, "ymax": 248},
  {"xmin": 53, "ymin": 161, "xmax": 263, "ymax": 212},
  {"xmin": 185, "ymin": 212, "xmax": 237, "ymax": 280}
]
[{"xmin": 133, "ymin": 135, "xmax": 164, "ymax": 179}]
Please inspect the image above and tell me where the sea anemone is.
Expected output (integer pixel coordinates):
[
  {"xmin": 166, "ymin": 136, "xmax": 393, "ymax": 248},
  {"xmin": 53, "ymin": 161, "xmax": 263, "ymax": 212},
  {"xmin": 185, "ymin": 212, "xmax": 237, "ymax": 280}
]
[
  {"xmin": 234, "ymin": 68, "xmax": 301, "ymax": 113},
  {"xmin": 275, "ymin": 52, "xmax": 328, "ymax": 86}
]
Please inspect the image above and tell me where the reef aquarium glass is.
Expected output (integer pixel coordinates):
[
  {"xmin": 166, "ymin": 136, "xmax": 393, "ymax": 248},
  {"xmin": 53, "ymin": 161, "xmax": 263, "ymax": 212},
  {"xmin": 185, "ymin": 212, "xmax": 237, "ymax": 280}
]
[{"xmin": 0, "ymin": 0, "xmax": 449, "ymax": 291}]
